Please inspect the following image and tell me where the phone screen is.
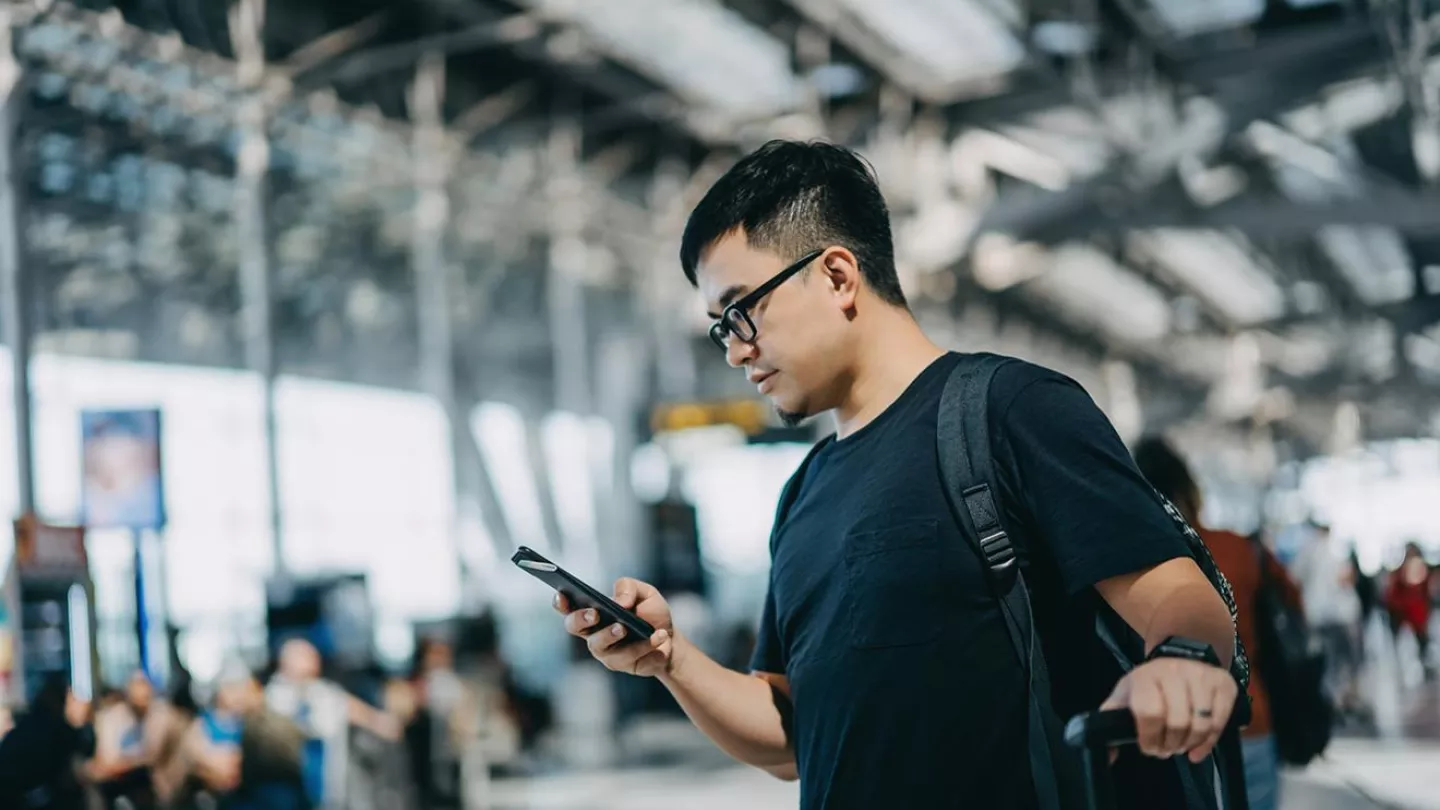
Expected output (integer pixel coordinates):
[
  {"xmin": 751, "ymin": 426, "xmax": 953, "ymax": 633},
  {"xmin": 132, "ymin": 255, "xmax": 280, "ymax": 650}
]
[{"xmin": 510, "ymin": 546, "xmax": 656, "ymax": 643}]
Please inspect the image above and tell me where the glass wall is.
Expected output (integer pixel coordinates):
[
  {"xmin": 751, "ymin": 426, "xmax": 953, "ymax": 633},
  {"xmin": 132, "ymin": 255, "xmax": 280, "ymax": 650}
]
[{"xmin": 1, "ymin": 348, "xmax": 460, "ymax": 683}]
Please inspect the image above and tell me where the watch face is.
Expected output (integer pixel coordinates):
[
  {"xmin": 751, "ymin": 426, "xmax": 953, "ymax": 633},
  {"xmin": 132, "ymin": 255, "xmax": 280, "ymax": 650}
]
[{"xmin": 1153, "ymin": 636, "xmax": 1221, "ymax": 666}]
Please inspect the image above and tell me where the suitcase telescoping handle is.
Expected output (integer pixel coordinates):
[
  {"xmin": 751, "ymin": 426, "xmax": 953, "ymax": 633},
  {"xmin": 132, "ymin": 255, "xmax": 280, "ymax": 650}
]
[
  {"xmin": 1063, "ymin": 709, "xmax": 1138, "ymax": 749},
  {"xmin": 1063, "ymin": 710, "xmax": 1139, "ymax": 810}
]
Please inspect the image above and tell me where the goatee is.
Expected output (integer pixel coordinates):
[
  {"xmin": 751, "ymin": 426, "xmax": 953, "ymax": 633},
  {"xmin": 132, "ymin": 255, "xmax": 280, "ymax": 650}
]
[{"xmin": 776, "ymin": 407, "xmax": 808, "ymax": 428}]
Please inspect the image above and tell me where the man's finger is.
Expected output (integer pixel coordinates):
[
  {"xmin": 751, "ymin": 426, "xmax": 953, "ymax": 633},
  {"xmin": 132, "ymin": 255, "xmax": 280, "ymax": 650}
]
[
  {"xmin": 1178, "ymin": 674, "xmax": 1214, "ymax": 756},
  {"xmin": 613, "ymin": 577, "xmax": 657, "ymax": 610},
  {"xmin": 1189, "ymin": 679, "xmax": 1237, "ymax": 763},
  {"xmin": 553, "ymin": 592, "xmax": 569, "ymax": 614},
  {"xmin": 1157, "ymin": 674, "xmax": 1192, "ymax": 757},
  {"xmin": 1128, "ymin": 676, "xmax": 1168, "ymax": 758},
  {"xmin": 586, "ymin": 622, "xmax": 629, "ymax": 657},
  {"xmin": 597, "ymin": 644, "xmax": 650, "ymax": 674},
  {"xmin": 564, "ymin": 608, "xmax": 599, "ymax": 637}
]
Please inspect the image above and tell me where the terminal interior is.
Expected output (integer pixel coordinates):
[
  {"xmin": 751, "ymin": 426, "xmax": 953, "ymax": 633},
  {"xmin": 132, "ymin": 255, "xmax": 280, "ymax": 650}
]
[{"xmin": 1, "ymin": 1, "xmax": 1439, "ymax": 809}]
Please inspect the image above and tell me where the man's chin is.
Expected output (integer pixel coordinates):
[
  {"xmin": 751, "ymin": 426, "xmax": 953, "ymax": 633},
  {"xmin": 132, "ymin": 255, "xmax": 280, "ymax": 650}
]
[{"xmin": 775, "ymin": 406, "xmax": 810, "ymax": 428}]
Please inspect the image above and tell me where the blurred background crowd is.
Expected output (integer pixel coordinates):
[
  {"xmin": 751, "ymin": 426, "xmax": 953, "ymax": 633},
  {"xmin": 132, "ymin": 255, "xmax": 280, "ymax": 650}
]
[{"xmin": 0, "ymin": 0, "xmax": 1439, "ymax": 808}]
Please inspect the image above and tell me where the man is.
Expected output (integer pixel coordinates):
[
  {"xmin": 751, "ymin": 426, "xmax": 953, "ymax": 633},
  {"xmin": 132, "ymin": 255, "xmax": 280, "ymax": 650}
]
[
  {"xmin": 555, "ymin": 140, "xmax": 1239, "ymax": 809},
  {"xmin": 1134, "ymin": 436, "xmax": 1303, "ymax": 810}
]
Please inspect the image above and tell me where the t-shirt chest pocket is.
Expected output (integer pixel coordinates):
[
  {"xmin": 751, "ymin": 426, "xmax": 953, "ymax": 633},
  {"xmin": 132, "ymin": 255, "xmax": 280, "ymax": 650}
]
[{"xmin": 843, "ymin": 518, "xmax": 944, "ymax": 649}]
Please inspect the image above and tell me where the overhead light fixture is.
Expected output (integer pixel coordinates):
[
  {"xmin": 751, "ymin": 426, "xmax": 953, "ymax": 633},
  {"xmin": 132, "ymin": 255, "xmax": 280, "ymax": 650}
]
[
  {"xmin": 972, "ymin": 233, "xmax": 1047, "ymax": 291},
  {"xmin": 1143, "ymin": 0, "xmax": 1265, "ymax": 36},
  {"xmin": 1262, "ymin": 129, "xmax": 1416, "ymax": 307},
  {"xmin": 1256, "ymin": 328, "xmax": 1337, "ymax": 378},
  {"xmin": 1315, "ymin": 227, "xmax": 1416, "ymax": 306},
  {"xmin": 1031, "ymin": 21, "xmax": 1098, "ymax": 57},
  {"xmin": 1027, "ymin": 245, "xmax": 1172, "ymax": 344},
  {"xmin": 1129, "ymin": 229, "xmax": 1286, "ymax": 325},
  {"xmin": 521, "ymin": 0, "xmax": 805, "ymax": 120},
  {"xmin": 899, "ymin": 199, "xmax": 979, "ymax": 272},
  {"xmin": 953, "ymin": 129, "xmax": 1073, "ymax": 192},
  {"xmin": 785, "ymin": 0, "xmax": 1024, "ymax": 103}
]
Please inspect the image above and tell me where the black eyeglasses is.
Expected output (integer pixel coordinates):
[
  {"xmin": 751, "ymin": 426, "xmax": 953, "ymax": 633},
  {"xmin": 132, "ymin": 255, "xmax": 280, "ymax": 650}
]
[{"xmin": 708, "ymin": 249, "xmax": 825, "ymax": 351}]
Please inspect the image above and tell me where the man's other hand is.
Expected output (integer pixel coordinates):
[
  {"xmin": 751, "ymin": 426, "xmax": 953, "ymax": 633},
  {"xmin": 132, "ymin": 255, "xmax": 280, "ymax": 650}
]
[{"xmin": 1099, "ymin": 658, "xmax": 1238, "ymax": 763}]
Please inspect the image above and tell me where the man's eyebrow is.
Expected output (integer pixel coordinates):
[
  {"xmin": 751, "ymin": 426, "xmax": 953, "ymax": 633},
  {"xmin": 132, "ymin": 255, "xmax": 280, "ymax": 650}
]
[{"xmin": 706, "ymin": 285, "xmax": 749, "ymax": 319}]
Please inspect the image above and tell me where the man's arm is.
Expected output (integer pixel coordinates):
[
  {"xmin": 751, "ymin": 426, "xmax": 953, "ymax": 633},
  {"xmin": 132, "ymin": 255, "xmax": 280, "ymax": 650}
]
[
  {"xmin": 991, "ymin": 368, "xmax": 1239, "ymax": 763},
  {"xmin": 346, "ymin": 694, "xmax": 401, "ymax": 741},
  {"xmin": 1089, "ymin": 519, "xmax": 1241, "ymax": 765},
  {"xmin": 1095, "ymin": 557, "xmax": 1234, "ymax": 666},
  {"xmin": 659, "ymin": 640, "xmax": 796, "ymax": 777},
  {"xmin": 558, "ymin": 581, "xmax": 796, "ymax": 778}
]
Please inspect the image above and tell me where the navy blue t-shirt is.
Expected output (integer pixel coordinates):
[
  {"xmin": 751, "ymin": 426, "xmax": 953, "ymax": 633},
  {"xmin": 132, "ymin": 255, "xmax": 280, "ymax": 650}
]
[{"xmin": 751, "ymin": 353, "xmax": 1193, "ymax": 810}]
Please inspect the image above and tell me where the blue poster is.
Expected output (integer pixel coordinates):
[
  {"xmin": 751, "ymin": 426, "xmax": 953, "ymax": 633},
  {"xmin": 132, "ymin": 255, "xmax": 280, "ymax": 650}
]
[{"xmin": 80, "ymin": 409, "xmax": 166, "ymax": 530}]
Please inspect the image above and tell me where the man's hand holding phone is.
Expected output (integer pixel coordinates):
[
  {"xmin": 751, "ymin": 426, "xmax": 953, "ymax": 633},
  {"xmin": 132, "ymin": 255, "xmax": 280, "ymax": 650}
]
[{"xmin": 556, "ymin": 577, "xmax": 678, "ymax": 678}]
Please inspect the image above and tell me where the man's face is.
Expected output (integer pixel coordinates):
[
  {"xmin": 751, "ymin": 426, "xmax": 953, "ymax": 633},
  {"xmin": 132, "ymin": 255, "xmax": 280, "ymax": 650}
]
[{"xmin": 697, "ymin": 232, "xmax": 854, "ymax": 425}]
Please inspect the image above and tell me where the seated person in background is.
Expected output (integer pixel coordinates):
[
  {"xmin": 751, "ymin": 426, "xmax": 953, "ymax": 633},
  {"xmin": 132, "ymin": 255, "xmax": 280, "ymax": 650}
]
[
  {"xmin": 88, "ymin": 670, "xmax": 171, "ymax": 808},
  {"xmin": 183, "ymin": 661, "xmax": 310, "ymax": 810}
]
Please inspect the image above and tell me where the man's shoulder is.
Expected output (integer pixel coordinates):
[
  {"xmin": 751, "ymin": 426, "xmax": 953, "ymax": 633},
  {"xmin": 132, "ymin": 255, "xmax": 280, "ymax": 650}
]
[{"xmin": 943, "ymin": 353, "xmax": 1082, "ymax": 416}]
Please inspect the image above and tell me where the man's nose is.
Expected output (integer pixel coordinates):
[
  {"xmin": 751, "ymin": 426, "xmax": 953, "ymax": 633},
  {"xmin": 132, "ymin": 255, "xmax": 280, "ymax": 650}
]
[{"xmin": 725, "ymin": 337, "xmax": 757, "ymax": 368}]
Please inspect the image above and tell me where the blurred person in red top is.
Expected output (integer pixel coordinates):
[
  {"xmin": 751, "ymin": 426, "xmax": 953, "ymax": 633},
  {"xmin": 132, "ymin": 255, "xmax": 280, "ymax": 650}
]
[
  {"xmin": 1386, "ymin": 543, "xmax": 1434, "ymax": 677},
  {"xmin": 1134, "ymin": 437, "xmax": 1302, "ymax": 810}
]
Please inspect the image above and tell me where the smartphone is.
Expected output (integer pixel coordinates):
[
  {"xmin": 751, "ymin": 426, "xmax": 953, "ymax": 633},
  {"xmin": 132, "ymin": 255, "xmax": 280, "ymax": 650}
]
[{"xmin": 511, "ymin": 546, "xmax": 656, "ymax": 644}]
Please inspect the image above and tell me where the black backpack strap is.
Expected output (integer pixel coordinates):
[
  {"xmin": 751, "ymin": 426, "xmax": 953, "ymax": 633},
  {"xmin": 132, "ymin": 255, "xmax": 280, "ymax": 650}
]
[{"xmin": 936, "ymin": 354, "xmax": 1076, "ymax": 810}]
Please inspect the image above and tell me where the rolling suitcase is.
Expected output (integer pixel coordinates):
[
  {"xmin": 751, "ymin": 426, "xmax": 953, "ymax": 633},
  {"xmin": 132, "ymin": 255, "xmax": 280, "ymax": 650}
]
[
  {"xmin": 1064, "ymin": 710, "xmax": 1139, "ymax": 810},
  {"xmin": 1065, "ymin": 710, "xmax": 1248, "ymax": 810}
]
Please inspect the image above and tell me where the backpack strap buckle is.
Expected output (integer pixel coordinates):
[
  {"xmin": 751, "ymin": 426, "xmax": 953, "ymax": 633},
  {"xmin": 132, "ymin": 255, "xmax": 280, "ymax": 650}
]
[
  {"xmin": 979, "ymin": 529, "xmax": 1017, "ymax": 574},
  {"xmin": 963, "ymin": 483, "xmax": 1017, "ymax": 582}
]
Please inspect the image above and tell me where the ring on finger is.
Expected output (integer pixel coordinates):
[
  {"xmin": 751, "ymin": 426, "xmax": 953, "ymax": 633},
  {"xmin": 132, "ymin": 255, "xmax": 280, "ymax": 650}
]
[{"xmin": 1194, "ymin": 707, "xmax": 1213, "ymax": 719}]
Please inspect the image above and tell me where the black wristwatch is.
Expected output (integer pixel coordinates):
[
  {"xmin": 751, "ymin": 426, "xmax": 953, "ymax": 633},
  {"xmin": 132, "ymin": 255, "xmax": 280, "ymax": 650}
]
[{"xmin": 1147, "ymin": 636, "xmax": 1223, "ymax": 669}]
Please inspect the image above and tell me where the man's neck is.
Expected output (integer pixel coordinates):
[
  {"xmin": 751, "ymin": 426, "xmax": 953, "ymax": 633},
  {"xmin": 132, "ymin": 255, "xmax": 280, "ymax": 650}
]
[{"xmin": 833, "ymin": 314, "xmax": 945, "ymax": 439}]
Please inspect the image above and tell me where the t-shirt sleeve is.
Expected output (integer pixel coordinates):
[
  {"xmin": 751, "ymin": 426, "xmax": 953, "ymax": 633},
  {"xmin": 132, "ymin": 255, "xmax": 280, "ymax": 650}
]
[
  {"xmin": 993, "ymin": 366, "xmax": 1190, "ymax": 595},
  {"xmin": 749, "ymin": 584, "xmax": 787, "ymax": 674}
]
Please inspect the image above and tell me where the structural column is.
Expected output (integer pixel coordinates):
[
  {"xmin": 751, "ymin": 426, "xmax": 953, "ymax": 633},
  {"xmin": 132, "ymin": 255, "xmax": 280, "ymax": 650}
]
[
  {"xmin": 646, "ymin": 153, "xmax": 698, "ymax": 402},
  {"xmin": 543, "ymin": 96, "xmax": 602, "ymax": 575},
  {"xmin": 409, "ymin": 52, "xmax": 489, "ymax": 608},
  {"xmin": 231, "ymin": 0, "xmax": 285, "ymax": 575},
  {"xmin": 0, "ymin": 19, "xmax": 34, "ymax": 516},
  {"xmin": 545, "ymin": 108, "xmax": 591, "ymax": 415}
]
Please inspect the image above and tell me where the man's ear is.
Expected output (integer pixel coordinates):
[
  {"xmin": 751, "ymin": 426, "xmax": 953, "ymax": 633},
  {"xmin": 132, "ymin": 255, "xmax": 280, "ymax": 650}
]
[{"xmin": 820, "ymin": 247, "xmax": 862, "ymax": 308}]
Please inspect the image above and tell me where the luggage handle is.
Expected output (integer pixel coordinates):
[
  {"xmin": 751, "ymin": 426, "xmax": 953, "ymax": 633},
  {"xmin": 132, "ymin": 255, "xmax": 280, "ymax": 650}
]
[
  {"xmin": 1063, "ymin": 710, "xmax": 1139, "ymax": 810},
  {"xmin": 1064, "ymin": 709, "xmax": 1138, "ymax": 749}
]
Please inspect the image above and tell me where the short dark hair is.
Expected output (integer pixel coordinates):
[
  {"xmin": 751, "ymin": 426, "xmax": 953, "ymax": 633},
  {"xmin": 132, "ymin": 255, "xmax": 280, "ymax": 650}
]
[
  {"xmin": 679, "ymin": 140, "xmax": 907, "ymax": 308},
  {"xmin": 1132, "ymin": 436, "xmax": 1199, "ymax": 515}
]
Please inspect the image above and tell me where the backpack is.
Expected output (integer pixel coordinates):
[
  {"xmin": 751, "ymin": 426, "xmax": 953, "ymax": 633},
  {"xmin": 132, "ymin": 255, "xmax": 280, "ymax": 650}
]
[
  {"xmin": 1251, "ymin": 541, "xmax": 1333, "ymax": 765},
  {"xmin": 771, "ymin": 353, "xmax": 1251, "ymax": 810}
]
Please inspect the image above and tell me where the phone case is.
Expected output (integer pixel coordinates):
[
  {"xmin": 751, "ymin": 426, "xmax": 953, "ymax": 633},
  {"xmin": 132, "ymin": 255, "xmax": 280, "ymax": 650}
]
[{"xmin": 511, "ymin": 546, "xmax": 657, "ymax": 644}]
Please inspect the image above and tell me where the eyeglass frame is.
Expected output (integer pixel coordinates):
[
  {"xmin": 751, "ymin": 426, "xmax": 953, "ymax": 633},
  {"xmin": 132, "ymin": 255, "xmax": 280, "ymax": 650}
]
[{"xmin": 707, "ymin": 248, "xmax": 826, "ymax": 351}]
